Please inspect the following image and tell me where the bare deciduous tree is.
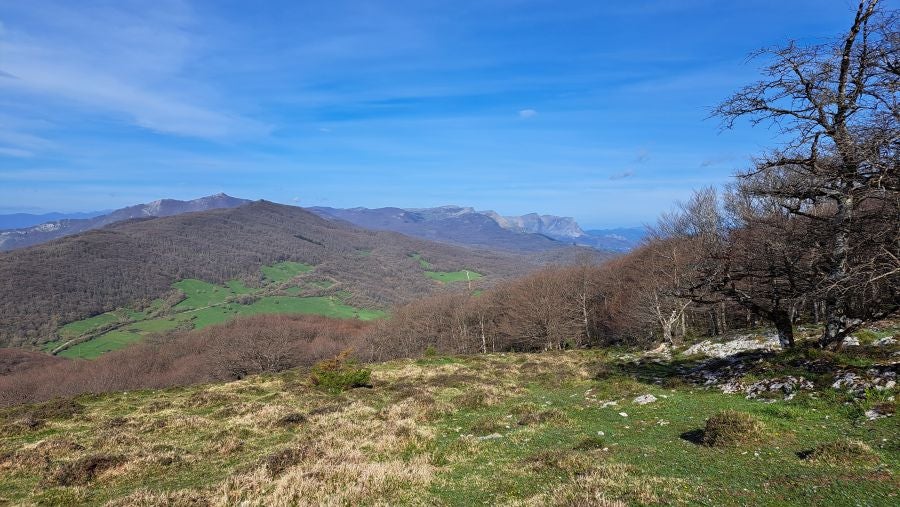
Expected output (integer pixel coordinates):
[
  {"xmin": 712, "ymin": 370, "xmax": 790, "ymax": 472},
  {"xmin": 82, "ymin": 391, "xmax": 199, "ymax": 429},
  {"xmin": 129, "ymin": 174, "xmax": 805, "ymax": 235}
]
[{"xmin": 713, "ymin": 0, "xmax": 900, "ymax": 346}]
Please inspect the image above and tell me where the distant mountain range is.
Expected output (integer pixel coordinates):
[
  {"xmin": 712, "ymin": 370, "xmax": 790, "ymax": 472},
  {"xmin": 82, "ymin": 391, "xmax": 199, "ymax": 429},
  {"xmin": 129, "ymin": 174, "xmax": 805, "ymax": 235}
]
[
  {"xmin": 0, "ymin": 210, "xmax": 110, "ymax": 230},
  {"xmin": 0, "ymin": 196, "xmax": 645, "ymax": 254},
  {"xmin": 0, "ymin": 194, "xmax": 250, "ymax": 251},
  {"xmin": 310, "ymin": 205, "xmax": 645, "ymax": 252}
]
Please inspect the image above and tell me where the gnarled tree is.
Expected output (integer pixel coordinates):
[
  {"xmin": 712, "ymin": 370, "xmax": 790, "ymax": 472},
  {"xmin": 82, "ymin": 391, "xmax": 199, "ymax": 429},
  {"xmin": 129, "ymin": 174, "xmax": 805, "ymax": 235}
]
[{"xmin": 714, "ymin": 0, "xmax": 900, "ymax": 347}]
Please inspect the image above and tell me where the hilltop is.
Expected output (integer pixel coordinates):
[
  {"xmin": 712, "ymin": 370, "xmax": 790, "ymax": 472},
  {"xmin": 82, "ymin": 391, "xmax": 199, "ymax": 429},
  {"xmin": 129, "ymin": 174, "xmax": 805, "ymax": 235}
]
[{"xmin": 0, "ymin": 327, "xmax": 896, "ymax": 505}]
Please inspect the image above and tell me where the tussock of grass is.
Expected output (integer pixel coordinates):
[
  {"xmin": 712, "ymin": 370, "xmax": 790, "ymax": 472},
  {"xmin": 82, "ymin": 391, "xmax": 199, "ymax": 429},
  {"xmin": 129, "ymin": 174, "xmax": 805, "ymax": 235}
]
[
  {"xmin": 514, "ymin": 404, "xmax": 569, "ymax": 426},
  {"xmin": 701, "ymin": 410, "xmax": 763, "ymax": 447},
  {"xmin": 275, "ymin": 412, "xmax": 307, "ymax": 427},
  {"xmin": 573, "ymin": 435, "xmax": 606, "ymax": 451},
  {"xmin": 47, "ymin": 454, "xmax": 125, "ymax": 486},
  {"xmin": 803, "ymin": 438, "xmax": 880, "ymax": 464},
  {"xmin": 470, "ymin": 416, "xmax": 506, "ymax": 435}
]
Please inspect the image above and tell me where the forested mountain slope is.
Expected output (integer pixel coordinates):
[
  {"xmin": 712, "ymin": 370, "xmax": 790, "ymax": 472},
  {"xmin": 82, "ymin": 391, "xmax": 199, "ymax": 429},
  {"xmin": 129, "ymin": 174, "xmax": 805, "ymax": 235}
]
[{"xmin": 0, "ymin": 201, "xmax": 558, "ymax": 348}]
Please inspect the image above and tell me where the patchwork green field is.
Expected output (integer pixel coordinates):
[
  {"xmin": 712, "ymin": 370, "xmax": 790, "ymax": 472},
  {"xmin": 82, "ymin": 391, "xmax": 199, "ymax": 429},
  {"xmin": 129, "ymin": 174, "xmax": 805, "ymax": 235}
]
[
  {"xmin": 48, "ymin": 262, "xmax": 384, "ymax": 359},
  {"xmin": 1, "ymin": 343, "xmax": 896, "ymax": 505},
  {"xmin": 412, "ymin": 253, "xmax": 483, "ymax": 284}
]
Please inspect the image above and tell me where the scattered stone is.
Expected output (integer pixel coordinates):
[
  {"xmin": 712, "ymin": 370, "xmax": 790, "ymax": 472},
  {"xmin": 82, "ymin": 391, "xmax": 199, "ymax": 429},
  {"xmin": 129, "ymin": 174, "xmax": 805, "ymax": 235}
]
[
  {"xmin": 683, "ymin": 334, "xmax": 781, "ymax": 359},
  {"xmin": 874, "ymin": 336, "xmax": 897, "ymax": 347},
  {"xmin": 865, "ymin": 409, "xmax": 886, "ymax": 420},
  {"xmin": 618, "ymin": 412, "xmax": 628, "ymax": 417},
  {"xmin": 632, "ymin": 394, "xmax": 658, "ymax": 405},
  {"xmin": 831, "ymin": 368, "xmax": 898, "ymax": 396},
  {"xmin": 599, "ymin": 401, "xmax": 618, "ymax": 408},
  {"xmin": 842, "ymin": 336, "xmax": 860, "ymax": 347},
  {"xmin": 477, "ymin": 433, "xmax": 503, "ymax": 441},
  {"xmin": 737, "ymin": 376, "xmax": 815, "ymax": 401}
]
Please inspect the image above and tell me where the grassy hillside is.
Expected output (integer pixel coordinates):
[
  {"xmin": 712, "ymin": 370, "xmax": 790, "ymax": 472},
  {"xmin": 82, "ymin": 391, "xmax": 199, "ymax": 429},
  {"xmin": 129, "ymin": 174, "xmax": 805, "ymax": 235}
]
[
  {"xmin": 1, "ymin": 343, "xmax": 896, "ymax": 505},
  {"xmin": 42, "ymin": 261, "xmax": 385, "ymax": 359}
]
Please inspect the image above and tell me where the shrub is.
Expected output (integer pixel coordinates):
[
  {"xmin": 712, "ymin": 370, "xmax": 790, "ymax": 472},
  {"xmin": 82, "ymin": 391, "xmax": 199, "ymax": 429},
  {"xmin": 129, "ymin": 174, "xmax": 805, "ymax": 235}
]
[
  {"xmin": 804, "ymin": 439, "xmax": 879, "ymax": 464},
  {"xmin": 309, "ymin": 350, "xmax": 372, "ymax": 393},
  {"xmin": 701, "ymin": 410, "xmax": 763, "ymax": 447}
]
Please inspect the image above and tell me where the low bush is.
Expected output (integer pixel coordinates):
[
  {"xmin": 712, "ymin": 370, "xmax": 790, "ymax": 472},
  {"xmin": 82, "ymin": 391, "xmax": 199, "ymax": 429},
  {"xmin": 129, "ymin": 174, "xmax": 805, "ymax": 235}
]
[
  {"xmin": 701, "ymin": 410, "xmax": 763, "ymax": 447},
  {"xmin": 309, "ymin": 350, "xmax": 372, "ymax": 393}
]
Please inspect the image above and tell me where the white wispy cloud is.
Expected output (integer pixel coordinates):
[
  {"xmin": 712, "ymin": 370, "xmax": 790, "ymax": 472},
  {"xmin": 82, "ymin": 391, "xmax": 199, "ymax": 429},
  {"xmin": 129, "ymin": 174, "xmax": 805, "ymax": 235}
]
[
  {"xmin": 518, "ymin": 108, "xmax": 537, "ymax": 119},
  {"xmin": 0, "ymin": 0, "xmax": 269, "ymax": 143}
]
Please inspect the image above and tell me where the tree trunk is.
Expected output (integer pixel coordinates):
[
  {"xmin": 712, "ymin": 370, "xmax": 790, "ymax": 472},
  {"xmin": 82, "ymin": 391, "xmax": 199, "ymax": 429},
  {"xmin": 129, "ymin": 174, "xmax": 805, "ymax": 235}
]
[
  {"xmin": 479, "ymin": 314, "xmax": 487, "ymax": 354},
  {"xmin": 820, "ymin": 192, "xmax": 852, "ymax": 348},
  {"xmin": 772, "ymin": 310, "xmax": 795, "ymax": 348}
]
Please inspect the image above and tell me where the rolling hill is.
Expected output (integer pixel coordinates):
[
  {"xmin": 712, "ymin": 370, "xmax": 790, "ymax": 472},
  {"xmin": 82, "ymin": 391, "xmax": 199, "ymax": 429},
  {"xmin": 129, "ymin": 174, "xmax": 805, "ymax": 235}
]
[
  {"xmin": 0, "ymin": 193, "xmax": 250, "ymax": 251},
  {"xmin": 0, "ymin": 201, "xmax": 594, "ymax": 350}
]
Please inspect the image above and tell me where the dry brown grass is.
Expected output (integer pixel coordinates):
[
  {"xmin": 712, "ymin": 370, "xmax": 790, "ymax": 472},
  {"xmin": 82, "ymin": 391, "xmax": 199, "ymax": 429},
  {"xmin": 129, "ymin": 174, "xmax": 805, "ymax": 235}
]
[{"xmin": 515, "ymin": 463, "xmax": 693, "ymax": 506}]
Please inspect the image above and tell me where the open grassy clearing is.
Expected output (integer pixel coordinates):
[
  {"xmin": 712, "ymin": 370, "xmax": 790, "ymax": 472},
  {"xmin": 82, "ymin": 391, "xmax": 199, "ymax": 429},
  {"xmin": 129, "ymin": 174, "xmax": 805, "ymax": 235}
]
[
  {"xmin": 425, "ymin": 269, "xmax": 484, "ymax": 284},
  {"xmin": 51, "ymin": 261, "xmax": 380, "ymax": 359},
  {"xmin": 1, "ymin": 344, "xmax": 896, "ymax": 505},
  {"xmin": 260, "ymin": 261, "xmax": 313, "ymax": 282},
  {"xmin": 412, "ymin": 252, "xmax": 484, "ymax": 284}
]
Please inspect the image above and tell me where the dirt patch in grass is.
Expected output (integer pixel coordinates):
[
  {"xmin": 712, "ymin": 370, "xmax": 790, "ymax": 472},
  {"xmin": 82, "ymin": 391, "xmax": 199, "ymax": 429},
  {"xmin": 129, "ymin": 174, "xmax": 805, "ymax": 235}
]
[{"xmin": 700, "ymin": 410, "xmax": 763, "ymax": 447}]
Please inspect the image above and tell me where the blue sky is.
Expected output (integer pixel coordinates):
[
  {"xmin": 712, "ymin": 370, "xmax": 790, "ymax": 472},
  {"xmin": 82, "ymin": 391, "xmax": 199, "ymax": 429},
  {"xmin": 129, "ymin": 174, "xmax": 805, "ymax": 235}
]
[{"xmin": 0, "ymin": 0, "xmax": 875, "ymax": 227}]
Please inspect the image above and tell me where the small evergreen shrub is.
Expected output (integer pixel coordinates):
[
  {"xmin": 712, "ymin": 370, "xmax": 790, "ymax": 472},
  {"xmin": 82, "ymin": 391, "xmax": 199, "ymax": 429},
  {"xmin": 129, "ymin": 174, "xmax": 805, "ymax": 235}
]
[
  {"xmin": 701, "ymin": 410, "xmax": 763, "ymax": 447},
  {"xmin": 309, "ymin": 350, "xmax": 371, "ymax": 393}
]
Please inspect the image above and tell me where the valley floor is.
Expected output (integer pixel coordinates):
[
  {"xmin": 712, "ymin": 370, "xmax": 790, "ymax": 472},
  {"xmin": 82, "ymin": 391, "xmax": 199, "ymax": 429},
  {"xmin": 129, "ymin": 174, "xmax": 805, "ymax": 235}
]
[{"xmin": 0, "ymin": 339, "xmax": 897, "ymax": 505}]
